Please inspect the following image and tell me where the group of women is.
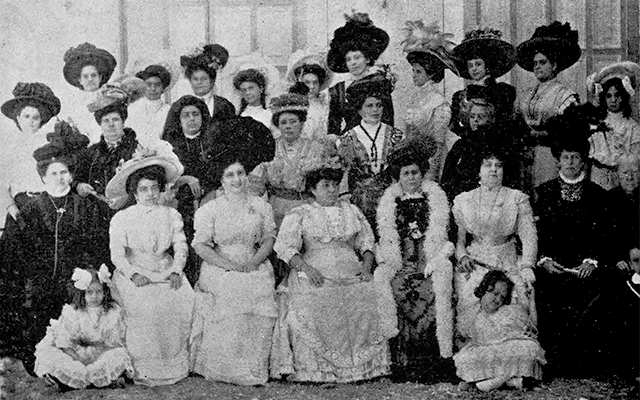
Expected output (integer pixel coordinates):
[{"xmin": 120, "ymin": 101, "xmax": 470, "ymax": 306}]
[{"xmin": 0, "ymin": 11, "xmax": 638, "ymax": 393}]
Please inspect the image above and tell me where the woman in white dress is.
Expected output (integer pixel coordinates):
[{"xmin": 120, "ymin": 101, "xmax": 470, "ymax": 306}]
[
  {"xmin": 190, "ymin": 156, "xmax": 277, "ymax": 386},
  {"xmin": 108, "ymin": 154, "xmax": 194, "ymax": 386},
  {"xmin": 127, "ymin": 64, "xmax": 172, "ymax": 147},
  {"xmin": 587, "ymin": 62, "xmax": 640, "ymax": 190}
]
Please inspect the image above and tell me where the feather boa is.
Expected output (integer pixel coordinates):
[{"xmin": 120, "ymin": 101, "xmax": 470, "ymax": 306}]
[{"xmin": 375, "ymin": 180, "xmax": 455, "ymax": 357}]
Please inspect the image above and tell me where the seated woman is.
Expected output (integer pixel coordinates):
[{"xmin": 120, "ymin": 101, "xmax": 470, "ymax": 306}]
[
  {"xmin": 337, "ymin": 74, "xmax": 403, "ymax": 233},
  {"xmin": 270, "ymin": 166, "xmax": 397, "ymax": 383},
  {"xmin": 454, "ymin": 270, "xmax": 545, "ymax": 392},
  {"xmin": 587, "ymin": 62, "xmax": 640, "ymax": 190},
  {"xmin": 375, "ymin": 139, "xmax": 455, "ymax": 382},
  {"xmin": 190, "ymin": 156, "xmax": 277, "ymax": 386},
  {"xmin": 532, "ymin": 107, "xmax": 613, "ymax": 378},
  {"xmin": 108, "ymin": 154, "xmax": 194, "ymax": 386},
  {"xmin": 250, "ymin": 92, "xmax": 327, "ymax": 228},
  {"xmin": 0, "ymin": 121, "xmax": 106, "ymax": 374},
  {"xmin": 453, "ymin": 147, "xmax": 538, "ymax": 342}
]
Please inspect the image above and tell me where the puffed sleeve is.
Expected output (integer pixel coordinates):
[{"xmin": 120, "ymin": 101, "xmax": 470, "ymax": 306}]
[
  {"xmin": 168, "ymin": 208, "xmax": 188, "ymax": 276},
  {"xmin": 424, "ymin": 102, "xmax": 451, "ymax": 144},
  {"xmin": 301, "ymin": 140, "xmax": 328, "ymax": 174},
  {"xmin": 109, "ymin": 210, "xmax": 139, "ymax": 280},
  {"xmin": 451, "ymin": 193, "xmax": 468, "ymax": 232},
  {"xmin": 515, "ymin": 191, "xmax": 538, "ymax": 267},
  {"xmin": 51, "ymin": 305, "xmax": 78, "ymax": 349},
  {"xmin": 352, "ymin": 203, "xmax": 375, "ymax": 254},
  {"xmin": 192, "ymin": 202, "xmax": 216, "ymax": 247},
  {"xmin": 256, "ymin": 198, "xmax": 277, "ymax": 242},
  {"xmin": 274, "ymin": 207, "xmax": 305, "ymax": 264},
  {"xmin": 102, "ymin": 305, "xmax": 126, "ymax": 348}
]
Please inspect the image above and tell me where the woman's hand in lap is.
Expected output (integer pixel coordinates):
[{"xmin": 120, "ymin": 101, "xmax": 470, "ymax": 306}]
[
  {"xmin": 168, "ymin": 272, "xmax": 182, "ymax": 290},
  {"xmin": 301, "ymin": 262, "xmax": 325, "ymax": 287},
  {"xmin": 131, "ymin": 273, "xmax": 151, "ymax": 287},
  {"xmin": 576, "ymin": 262, "xmax": 596, "ymax": 279},
  {"xmin": 541, "ymin": 259, "xmax": 565, "ymax": 274}
]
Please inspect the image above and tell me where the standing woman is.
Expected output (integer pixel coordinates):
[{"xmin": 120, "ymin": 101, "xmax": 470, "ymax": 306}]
[
  {"xmin": 375, "ymin": 140, "xmax": 455, "ymax": 382},
  {"xmin": 517, "ymin": 21, "xmax": 582, "ymax": 189},
  {"xmin": 190, "ymin": 156, "xmax": 277, "ymax": 386},
  {"xmin": 1, "ymin": 82, "xmax": 61, "ymax": 224},
  {"xmin": 587, "ymin": 62, "xmax": 640, "ymax": 190},
  {"xmin": 327, "ymin": 12, "xmax": 393, "ymax": 136},
  {"xmin": 108, "ymin": 153, "xmax": 194, "ymax": 386},
  {"xmin": 338, "ymin": 74, "xmax": 403, "ymax": 233},
  {"xmin": 285, "ymin": 51, "xmax": 333, "ymax": 143},
  {"xmin": 401, "ymin": 20, "xmax": 459, "ymax": 181},
  {"xmin": 450, "ymin": 28, "xmax": 517, "ymax": 135},
  {"xmin": 62, "ymin": 42, "xmax": 117, "ymax": 145}
]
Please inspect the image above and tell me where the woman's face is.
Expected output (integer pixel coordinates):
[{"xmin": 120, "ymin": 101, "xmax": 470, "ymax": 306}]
[
  {"xmin": 278, "ymin": 112, "xmax": 303, "ymax": 143},
  {"xmin": 467, "ymin": 58, "xmax": 487, "ymax": 81},
  {"xmin": 180, "ymin": 105, "xmax": 203, "ymax": 136},
  {"xmin": 190, "ymin": 70, "xmax": 214, "ymax": 96},
  {"xmin": 144, "ymin": 76, "xmax": 164, "ymax": 101},
  {"xmin": 480, "ymin": 280, "xmax": 509, "ymax": 314},
  {"xmin": 301, "ymin": 73, "xmax": 320, "ymax": 96},
  {"xmin": 100, "ymin": 112, "xmax": 125, "ymax": 143},
  {"xmin": 221, "ymin": 162, "xmax": 248, "ymax": 195},
  {"xmin": 398, "ymin": 164, "xmax": 423, "ymax": 194},
  {"xmin": 17, "ymin": 105, "xmax": 42, "ymax": 134},
  {"xmin": 345, "ymin": 50, "xmax": 369, "ymax": 77},
  {"xmin": 559, "ymin": 150, "xmax": 584, "ymax": 180},
  {"xmin": 533, "ymin": 53, "xmax": 557, "ymax": 82},
  {"xmin": 134, "ymin": 178, "xmax": 161, "ymax": 206},
  {"xmin": 85, "ymin": 281, "xmax": 104, "ymax": 308},
  {"xmin": 479, "ymin": 157, "xmax": 504, "ymax": 188},
  {"xmin": 605, "ymin": 85, "xmax": 623, "ymax": 113},
  {"xmin": 411, "ymin": 63, "xmax": 430, "ymax": 87},
  {"xmin": 618, "ymin": 162, "xmax": 639, "ymax": 193},
  {"xmin": 311, "ymin": 179, "xmax": 339, "ymax": 207},
  {"xmin": 42, "ymin": 161, "xmax": 72, "ymax": 192},
  {"xmin": 239, "ymin": 81, "xmax": 263, "ymax": 107},
  {"xmin": 358, "ymin": 97, "xmax": 383, "ymax": 124},
  {"xmin": 79, "ymin": 65, "xmax": 101, "ymax": 92},
  {"xmin": 469, "ymin": 104, "xmax": 493, "ymax": 131}
]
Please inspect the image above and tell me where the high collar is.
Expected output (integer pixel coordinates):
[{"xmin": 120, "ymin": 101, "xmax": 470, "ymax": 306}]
[
  {"xmin": 45, "ymin": 186, "xmax": 71, "ymax": 198},
  {"xmin": 360, "ymin": 120, "xmax": 382, "ymax": 131},
  {"xmin": 559, "ymin": 171, "xmax": 586, "ymax": 184},
  {"xmin": 184, "ymin": 131, "xmax": 202, "ymax": 140}
]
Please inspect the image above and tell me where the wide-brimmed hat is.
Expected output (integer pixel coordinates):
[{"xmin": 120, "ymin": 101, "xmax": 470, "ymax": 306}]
[
  {"xmin": 453, "ymin": 28, "xmax": 516, "ymax": 79},
  {"xmin": 136, "ymin": 64, "xmax": 172, "ymax": 91},
  {"xmin": 402, "ymin": 20, "xmax": 459, "ymax": 76},
  {"xmin": 32, "ymin": 120, "xmax": 89, "ymax": 169},
  {"xmin": 88, "ymin": 75, "xmax": 146, "ymax": 113},
  {"xmin": 105, "ymin": 146, "xmax": 184, "ymax": 200},
  {"xmin": 345, "ymin": 72, "xmax": 394, "ymax": 108},
  {"xmin": 285, "ymin": 50, "xmax": 333, "ymax": 91},
  {"xmin": 516, "ymin": 21, "xmax": 581, "ymax": 72},
  {"xmin": 180, "ymin": 44, "xmax": 229, "ymax": 71},
  {"xmin": 546, "ymin": 104, "xmax": 592, "ymax": 159},
  {"xmin": 269, "ymin": 92, "xmax": 309, "ymax": 124},
  {"xmin": 587, "ymin": 61, "xmax": 640, "ymax": 102},
  {"xmin": 63, "ymin": 42, "xmax": 117, "ymax": 89},
  {"xmin": 1, "ymin": 82, "xmax": 61, "ymax": 125},
  {"xmin": 327, "ymin": 12, "xmax": 390, "ymax": 73},
  {"xmin": 387, "ymin": 136, "xmax": 437, "ymax": 172}
]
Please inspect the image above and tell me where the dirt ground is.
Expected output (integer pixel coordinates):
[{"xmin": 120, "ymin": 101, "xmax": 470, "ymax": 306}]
[{"xmin": 3, "ymin": 361, "xmax": 638, "ymax": 400}]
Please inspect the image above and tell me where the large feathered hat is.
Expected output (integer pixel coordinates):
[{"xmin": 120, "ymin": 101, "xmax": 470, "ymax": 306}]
[
  {"xmin": 517, "ymin": 21, "xmax": 581, "ymax": 72},
  {"xmin": 88, "ymin": 75, "xmax": 147, "ymax": 122},
  {"xmin": 1, "ymin": 82, "xmax": 61, "ymax": 126},
  {"xmin": 587, "ymin": 61, "xmax": 640, "ymax": 102},
  {"xmin": 452, "ymin": 28, "xmax": 516, "ymax": 79},
  {"xmin": 32, "ymin": 120, "xmax": 89, "ymax": 171},
  {"xmin": 402, "ymin": 20, "xmax": 459, "ymax": 76},
  {"xmin": 63, "ymin": 42, "xmax": 117, "ymax": 89},
  {"xmin": 269, "ymin": 92, "xmax": 309, "ymax": 125},
  {"xmin": 327, "ymin": 12, "xmax": 390, "ymax": 73}
]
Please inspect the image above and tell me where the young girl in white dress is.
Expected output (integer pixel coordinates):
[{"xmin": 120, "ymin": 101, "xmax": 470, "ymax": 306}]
[
  {"xmin": 454, "ymin": 270, "xmax": 545, "ymax": 392},
  {"xmin": 34, "ymin": 266, "xmax": 133, "ymax": 391}
]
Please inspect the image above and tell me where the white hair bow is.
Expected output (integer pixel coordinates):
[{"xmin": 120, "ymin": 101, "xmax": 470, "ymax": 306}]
[
  {"xmin": 98, "ymin": 264, "xmax": 111, "ymax": 284},
  {"xmin": 71, "ymin": 268, "xmax": 92, "ymax": 290}
]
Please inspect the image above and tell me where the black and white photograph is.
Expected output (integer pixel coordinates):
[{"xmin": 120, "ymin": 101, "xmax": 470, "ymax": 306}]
[{"xmin": 0, "ymin": 0, "xmax": 638, "ymax": 399}]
